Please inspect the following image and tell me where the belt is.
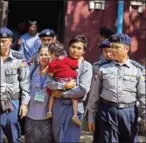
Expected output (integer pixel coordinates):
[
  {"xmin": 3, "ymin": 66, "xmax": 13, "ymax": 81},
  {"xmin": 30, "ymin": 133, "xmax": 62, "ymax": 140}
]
[
  {"xmin": 100, "ymin": 98, "xmax": 136, "ymax": 108},
  {"xmin": 11, "ymin": 93, "xmax": 20, "ymax": 100}
]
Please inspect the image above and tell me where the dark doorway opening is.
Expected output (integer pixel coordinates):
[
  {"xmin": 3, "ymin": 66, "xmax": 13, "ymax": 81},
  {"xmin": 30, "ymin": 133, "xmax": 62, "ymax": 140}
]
[{"xmin": 7, "ymin": 1, "xmax": 65, "ymax": 42}]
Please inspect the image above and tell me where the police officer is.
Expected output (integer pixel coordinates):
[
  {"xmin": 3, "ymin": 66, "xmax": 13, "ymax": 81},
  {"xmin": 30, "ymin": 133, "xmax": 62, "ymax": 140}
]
[
  {"xmin": 93, "ymin": 33, "xmax": 145, "ymax": 142},
  {"xmin": 30, "ymin": 28, "xmax": 56, "ymax": 66},
  {"xmin": 0, "ymin": 27, "xmax": 30, "ymax": 143},
  {"xmin": 87, "ymin": 39, "xmax": 113, "ymax": 143},
  {"xmin": 39, "ymin": 28, "xmax": 56, "ymax": 46},
  {"xmin": 98, "ymin": 27, "xmax": 113, "ymax": 60}
]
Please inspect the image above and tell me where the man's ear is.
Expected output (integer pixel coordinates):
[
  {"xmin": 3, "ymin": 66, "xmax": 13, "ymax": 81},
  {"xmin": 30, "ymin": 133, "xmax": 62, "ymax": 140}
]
[
  {"xmin": 125, "ymin": 45, "xmax": 130, "ymax": 52},
  {"xmin": 9, "ymin": 38, "xmax": 13, "ymax": 42}
]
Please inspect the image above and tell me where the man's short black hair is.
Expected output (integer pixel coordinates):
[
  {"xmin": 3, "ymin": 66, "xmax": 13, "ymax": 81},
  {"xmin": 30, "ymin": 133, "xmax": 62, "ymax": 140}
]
[
  {"xmin": 69, "ymin": 35, "xmax": 88, "ymax": 50},
  {"xmin": 99, "ymin": 27, "xmax": 114, "ymax": 39},
  {"xmin": 28, "ymin": 20, "xmax": 38, "ymax": 27}
]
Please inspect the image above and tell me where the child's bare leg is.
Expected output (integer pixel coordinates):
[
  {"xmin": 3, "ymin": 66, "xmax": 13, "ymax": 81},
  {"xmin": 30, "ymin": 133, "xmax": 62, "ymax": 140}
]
[
  {"xmin": 71, "ymin": 99, "xmax": 81, "ymax": 127},
  {"xmin": 46, "ymin": 95, "xmax": 55, "ymax": 119}
]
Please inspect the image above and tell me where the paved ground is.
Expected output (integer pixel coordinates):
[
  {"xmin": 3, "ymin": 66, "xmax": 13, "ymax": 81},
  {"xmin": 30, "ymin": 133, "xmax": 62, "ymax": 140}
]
[
  {"xmin": 4, "ymin": 118, "xmax": 146, "ymax": 143},
  {"xmin": 4, "ymin": 132, "xmax": 146, "ymax": 143}
]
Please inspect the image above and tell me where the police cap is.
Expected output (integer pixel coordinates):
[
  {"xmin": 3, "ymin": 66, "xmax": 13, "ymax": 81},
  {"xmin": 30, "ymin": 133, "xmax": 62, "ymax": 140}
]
[
  {"xmin": 0, "ymin": 27, "xmax": 13, "ymax": 38},
  {"xmin": 109, "ymin": 33, "xmax": 131, "ymax": 46},
  {"xmin": 99, "ymin": 39, "xmax": 111, "ymax": 48},
  {"xmin": 39, "ymin": 29, "xmax": 55, "ymax": 38}
]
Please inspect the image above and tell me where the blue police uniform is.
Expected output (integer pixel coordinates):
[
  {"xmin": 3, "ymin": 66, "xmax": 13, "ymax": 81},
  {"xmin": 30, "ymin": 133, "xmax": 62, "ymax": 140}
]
[
  {"xmin": 96, "ymin": 34, "xmax": 145, "ymax": 142},
  {"xmin": 87, "ymin": 39, "xmax": 112, "ymax": 143},
  {"xmin": 0, "ymin": 28, "xmax": 30, "ymax": 143}
]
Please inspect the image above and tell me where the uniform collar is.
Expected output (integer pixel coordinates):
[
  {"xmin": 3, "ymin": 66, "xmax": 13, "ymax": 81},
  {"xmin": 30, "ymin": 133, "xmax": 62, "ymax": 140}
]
[
  {"xmin": 7, "ymin": 49, "xmax": 14, "ymax": 60},
  {"xmin": 111, "ymin": 59, "xmax": 131, "ymax": 68}
]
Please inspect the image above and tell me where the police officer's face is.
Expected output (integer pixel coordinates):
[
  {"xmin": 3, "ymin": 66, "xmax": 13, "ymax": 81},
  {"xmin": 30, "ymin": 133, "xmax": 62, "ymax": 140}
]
[
  {"xmin": 103, "ymin": 48, "xmax": 113, "ymax": 60},
  {"xmin": 68, "ymin": 42, "xmax": 85, "ymax": 59},
  {"xmin": 112, "ymin": 43, "xmax": 129, "ymax": 61},
  {"xmin": 39, "ymin": 47, "xmax": 50, "ymax": 66},
  {"xmin": 28, "ymin": 25, "xmax": 38, "ymax": 35},
  {"xmin": 0, "ymin": 38, "xmax": 12, "ymax": 55},
  {"xmin": 41, "ymin": 37, "xmax": 54, "ymax": 46}
]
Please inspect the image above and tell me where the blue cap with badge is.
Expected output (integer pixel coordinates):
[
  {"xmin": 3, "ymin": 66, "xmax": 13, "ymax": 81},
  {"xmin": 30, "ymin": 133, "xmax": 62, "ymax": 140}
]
[
  {"xmin": 0, "ymin": 27, "xmax": 13, "ymax": 38},
  {"xmin": 99, "ymin": 39, "xmax": 111, "ymax": 48},
  {"xmin": 39, "ymin": 29, "xmax": 55, "ymax": 37},
  {"xmin": 108, "ymin": 33, "xmax": 131, "ymax": 46}
]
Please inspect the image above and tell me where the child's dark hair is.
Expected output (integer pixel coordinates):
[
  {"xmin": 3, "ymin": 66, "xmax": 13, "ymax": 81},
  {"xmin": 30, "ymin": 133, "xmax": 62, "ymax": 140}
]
[
  {"xmin": 69, "ymin": 35, "xmax": 88, "ymax": 50},
  {"xmin": 48, "ymin": 42, "xmax": 66, "ymax": 57}
]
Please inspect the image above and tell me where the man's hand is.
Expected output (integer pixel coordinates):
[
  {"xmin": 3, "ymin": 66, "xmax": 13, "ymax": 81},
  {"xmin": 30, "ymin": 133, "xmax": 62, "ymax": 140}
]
[
  {"xmin": 19, "ymin": 104, "xmax": 28, "ymax": 119},
  {"xmin": 88, "ymin": 122, "xmax": 95, "ymax": 133},
  {"xmin": 52, "ymin": 90, "xmax": 63, "ymax": 98},
  {"xmin": 17, "ymin": 39, "xmax": 22, "ymax": 45},
  {"xmin": 64, "ymin": 79, "xmax": 76, "ymax": 89}
]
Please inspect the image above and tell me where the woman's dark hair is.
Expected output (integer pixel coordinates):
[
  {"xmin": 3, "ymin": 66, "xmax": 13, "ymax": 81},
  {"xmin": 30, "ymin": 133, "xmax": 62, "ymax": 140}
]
[
  {"xmin": 69, "ymin": 35, "xmax": 88, "ymax": 50},
  {"xmin": 48, "ymin": 42, "xmax": 66, "ymax": 57}
]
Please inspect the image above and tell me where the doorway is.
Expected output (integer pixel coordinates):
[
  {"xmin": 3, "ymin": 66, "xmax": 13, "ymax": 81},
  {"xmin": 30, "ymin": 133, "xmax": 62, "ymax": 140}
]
[{"xmin": 7, "ymin": 1, "xmax": 66, "ymax": 42}]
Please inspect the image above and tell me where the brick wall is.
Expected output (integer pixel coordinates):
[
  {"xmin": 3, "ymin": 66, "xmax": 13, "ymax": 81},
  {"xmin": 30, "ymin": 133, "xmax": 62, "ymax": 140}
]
[{"xmin": 64, "ymin": 0, "xmax": 146, "ymax": 63}]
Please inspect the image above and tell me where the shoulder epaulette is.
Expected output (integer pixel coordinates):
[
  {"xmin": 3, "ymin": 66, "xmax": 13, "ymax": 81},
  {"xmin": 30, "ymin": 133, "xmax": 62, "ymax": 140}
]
[
  {"xmin": 130, "ymin": 60, "xmax": 145, "ymax": 71},
  {"xmin": 93, "ymin": 61, "xmax": 100, "ymax": 66},
  {"xmin": 99, "ymin": 60, "xmax": 111, "ymax": 67},
  {"xmin": 12, "ymin": 50, "xmax": 24, "ymax": 59}
]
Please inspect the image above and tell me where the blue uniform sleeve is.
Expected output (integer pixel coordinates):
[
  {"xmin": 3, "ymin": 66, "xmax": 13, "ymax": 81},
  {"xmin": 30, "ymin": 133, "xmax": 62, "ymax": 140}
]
[
  {"xmin": 18, "ymin": 59, "xmax": 30, "ymax": 105},
  {"xmin": 137, "ymin": 69, "xmax": 146, "ymax": 120}
]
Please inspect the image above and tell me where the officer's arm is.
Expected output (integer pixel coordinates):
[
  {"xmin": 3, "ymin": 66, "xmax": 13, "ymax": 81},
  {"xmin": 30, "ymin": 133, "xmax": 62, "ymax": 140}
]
[
  {"xmin": 137, "ymin": 69, "xmax": 146, "ymax": 120},
  {"xmin": 18, "ymin": 60, "xmax": 30, "ymax": 105},
  {"xmin": 87, "ymin": 67, "xmax": 102, "ymax": 123}
]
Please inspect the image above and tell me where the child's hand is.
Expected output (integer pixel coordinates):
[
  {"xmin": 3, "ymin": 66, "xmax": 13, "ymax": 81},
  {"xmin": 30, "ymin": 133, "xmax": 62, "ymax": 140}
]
[
  {"xmin": 64, "ymin": 79, "xmax": 76, "ymax": 89},
  {"xmin": 49, "ymin": 72, "xmax": 54, "ymax": 77}
]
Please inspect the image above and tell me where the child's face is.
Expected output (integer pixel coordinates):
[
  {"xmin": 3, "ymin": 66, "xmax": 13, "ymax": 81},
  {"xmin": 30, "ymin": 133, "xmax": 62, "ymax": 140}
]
[{"xmin": 49, "ymin": 52, "xmax": 57, "ymax": 61}]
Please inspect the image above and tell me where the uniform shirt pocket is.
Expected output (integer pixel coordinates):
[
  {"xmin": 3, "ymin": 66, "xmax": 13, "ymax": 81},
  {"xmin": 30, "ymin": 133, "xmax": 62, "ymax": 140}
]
[
  {"xmin": 5, "ymin": 69, "xmax": 18, "ymax": 84},
  {"xmin": 123, "ymin": 75, "xmax": 137, "ymax": 91},
  {"xmin": 103, "ymin": 73, "xmax": 115, "ymax": 88}
]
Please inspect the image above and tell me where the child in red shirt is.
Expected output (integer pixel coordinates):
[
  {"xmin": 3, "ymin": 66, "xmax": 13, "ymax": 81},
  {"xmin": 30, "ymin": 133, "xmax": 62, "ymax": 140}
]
[{"xmin": 46, "ymin": 42, "xmax": 83, "ymax": 127}]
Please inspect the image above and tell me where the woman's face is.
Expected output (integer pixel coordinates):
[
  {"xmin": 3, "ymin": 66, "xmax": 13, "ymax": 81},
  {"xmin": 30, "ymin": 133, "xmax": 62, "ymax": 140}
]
[
  {"xmin": 38, "ymin": 47, "xmax": 50, "ymax": 66},
  {"xmin": 68, "ymin": 42, "xmax": 85, "ymax": 59}
]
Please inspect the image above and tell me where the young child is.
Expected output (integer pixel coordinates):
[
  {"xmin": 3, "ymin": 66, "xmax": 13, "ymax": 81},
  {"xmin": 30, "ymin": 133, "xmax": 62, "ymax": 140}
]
[{"xmin": 46, "ymin": 42, "xmax": 83, "ymax": 127}]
